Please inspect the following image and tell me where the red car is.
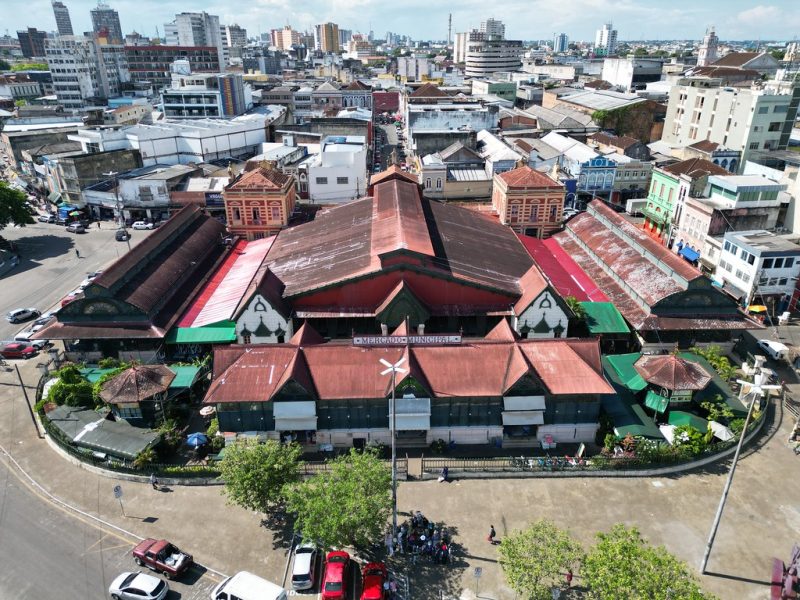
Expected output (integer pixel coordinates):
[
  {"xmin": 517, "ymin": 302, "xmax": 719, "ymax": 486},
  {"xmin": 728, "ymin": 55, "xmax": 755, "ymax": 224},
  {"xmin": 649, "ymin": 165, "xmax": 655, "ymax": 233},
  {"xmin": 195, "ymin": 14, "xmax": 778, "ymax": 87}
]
[
  {"xmin": 0, "ymin": 343, "xmax": 37, "ymax": 359},
  {"xmin": 132, "ymin": 538, "xmax": 193, "ymax": 579},
  {"xmin": 321, "ymin": 550, "xmax": 350, "ymax": 600},
  {"xmin": 360, "ymin": 562, "xmax": 388, "ymax": 600}
]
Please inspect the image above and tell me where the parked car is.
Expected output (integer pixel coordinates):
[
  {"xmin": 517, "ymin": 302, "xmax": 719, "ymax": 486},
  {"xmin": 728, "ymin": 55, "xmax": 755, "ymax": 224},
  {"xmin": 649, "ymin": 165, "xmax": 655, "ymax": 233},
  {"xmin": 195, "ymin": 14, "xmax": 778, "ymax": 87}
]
[
  {"xmin": 321, "ymin": 551, "xmax": 350, "ymax": 600},
  {"xmin": 291, "ymin": 542, "xmax": 318, "ymax": 591},
  {"xmin": 6, "ymin": 308, "xmax": 41, "ymax": 323},
  {"xmin": 33, "ymin": 312, "xmax": 55, "ymax": 327},
  {"xmin": 757, "ymin": 339, "xmax": 789, "ymax": 361},
  {"xmin": 0, "ymin": 343, "xmax": 37, "ymax": 359},
  {"xmin": 13, "ymin": 335, "xmax": 49, "ymax": 350},
  {"xmin": 108, "ymin": 572, "xmax": 169, "ymax": 600},
  {"xmin": 360, "ymin": 562, "xmax": 388, "ymax": 600},
  {"xmin": 37, "ymin": 213, "xmax": 56, "ymax": 223},
  {"xmin": 61, "ymin": 289, "xmax": 84, "ymax": 307},
  {"xmin": 211, "ymin": 571, "xmax": 288, "ymax": 600},
  {"xmin": 132, "ymin": 538, "xmax": 193, "ymax": 579},
  {"xmin": 116, "ymin": 229, "xmax": 131, "ymax": 241},
  {"xmin": 66, "ymin": 222, "xmax": 86, "ymax": 233},
  {"xmin": 132, "ymin": 221, "xmax": 154, "ymax": 230}
]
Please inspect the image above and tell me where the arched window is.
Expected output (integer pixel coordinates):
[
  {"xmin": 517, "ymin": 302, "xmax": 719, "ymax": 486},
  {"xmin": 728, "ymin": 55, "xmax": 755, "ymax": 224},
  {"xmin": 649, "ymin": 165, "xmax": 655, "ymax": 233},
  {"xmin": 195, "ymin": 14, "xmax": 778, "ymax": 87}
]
[
  {"xmin": 436, "ymin": 178, "xmax": 442, "ymax": 189},
  {"xmin": 426, "ymin": 178, "xmax": 431, "ymax": 188}
]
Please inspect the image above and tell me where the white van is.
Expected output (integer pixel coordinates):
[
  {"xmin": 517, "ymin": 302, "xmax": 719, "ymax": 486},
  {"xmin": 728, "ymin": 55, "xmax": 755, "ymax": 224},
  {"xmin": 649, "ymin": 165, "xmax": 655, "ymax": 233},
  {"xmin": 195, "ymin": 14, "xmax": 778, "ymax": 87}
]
[
  {"xmin": 757, "ymin": 339, "xmax": 789, "ymax": 361},
  {"xmin": 211, "ymin": 571, "xmax": 288, "ymax": 600}
]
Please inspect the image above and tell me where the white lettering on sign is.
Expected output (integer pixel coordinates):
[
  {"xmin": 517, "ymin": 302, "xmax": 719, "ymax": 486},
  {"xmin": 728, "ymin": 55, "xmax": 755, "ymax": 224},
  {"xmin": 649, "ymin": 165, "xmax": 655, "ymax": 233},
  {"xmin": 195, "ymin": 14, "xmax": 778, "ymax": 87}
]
[{"xmin": 353, "ymin": 335, "xmax": 462, "ymax": 346}]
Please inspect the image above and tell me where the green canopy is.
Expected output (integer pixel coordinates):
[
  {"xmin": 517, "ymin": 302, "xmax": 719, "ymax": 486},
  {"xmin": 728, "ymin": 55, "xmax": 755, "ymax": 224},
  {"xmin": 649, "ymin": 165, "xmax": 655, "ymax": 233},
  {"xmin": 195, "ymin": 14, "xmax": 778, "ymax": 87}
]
[
  {"xmin": 165, "ymin": 321, "xmax": 236, "ymax": 345},
  {"xmin": 580, "ymin": 302, "xmax": 630, "ymax": 334},
  {"xmin": 644, "ymin": 389, "xmax": 669, "ymax": 414},
  {"xmin": 601, "ymin": 395, "xmax": 663, "ymax": 440},
  {"xmin": 667, "ymin": 411, "xmax": 709, "ymax": 432},
  {"xmin": 168, "ymin": 365, "xmax": 203, "ymax": 389},
  {"xmin": 79, "ymin": 367, "xmax": 117, "ymax": 383},
  {"xmin": 604, "ymin": 353, "xmax": 648, "ymax": 391}
]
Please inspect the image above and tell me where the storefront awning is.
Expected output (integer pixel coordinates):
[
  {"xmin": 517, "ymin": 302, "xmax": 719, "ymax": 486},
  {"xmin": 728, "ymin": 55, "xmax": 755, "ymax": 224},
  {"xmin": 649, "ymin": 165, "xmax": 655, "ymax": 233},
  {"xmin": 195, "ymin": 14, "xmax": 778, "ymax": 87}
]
[
  {"xmin": 165, "ymin": 322, "xmax": 237, "ymax": 344},
  {"xmin": 644, "ymin": 389, "xmax": 669, "ymax": 414},
  {"xmin": 501, "ymin": 410, "xmax": 545, "ymax": 426},
  {"xmin": 395, "ymin": 397, "xmax": 431, "ymax": 431},
  {"xmin": 274, "ymin": 417, "xmax": 318, "ymax": 431},
  {"xmin": 503, "ymin": 396, "xmax": 546, "ymax": 411},
  {"xmin": 274, "ymin": 401, "xmax": 317, "ymax": 419},
  {"xmin": 679, "ymin": 246, "xmax": 700, "ymax": 262}
]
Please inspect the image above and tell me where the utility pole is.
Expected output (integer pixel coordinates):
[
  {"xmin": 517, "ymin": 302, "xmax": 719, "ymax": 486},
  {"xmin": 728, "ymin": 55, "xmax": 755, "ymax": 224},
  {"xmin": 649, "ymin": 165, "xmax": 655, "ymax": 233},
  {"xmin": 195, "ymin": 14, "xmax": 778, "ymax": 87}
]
[
  {"xmin": 104, "ymin": 170, "xmax": 131, "ymax": 252},
  {"xmin": 447, "ymin": 14, "xmax": 452, "ymax": 47},
  {"xmin": 380, "ymin": 354, "xmax": 407, "ymax": 537},
  {"xmin": 15, "ymin": 365, "xmax": 42, "ymax": 438}
]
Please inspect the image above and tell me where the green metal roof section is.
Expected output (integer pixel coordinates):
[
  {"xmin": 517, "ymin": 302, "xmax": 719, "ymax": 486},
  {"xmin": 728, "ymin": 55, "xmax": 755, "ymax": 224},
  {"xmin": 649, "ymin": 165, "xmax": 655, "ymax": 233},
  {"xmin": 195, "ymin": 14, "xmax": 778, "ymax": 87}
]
[
  {"xmin": 79, "ymin": 368, "xmax": 116, "ymax": 384},
  {"xmin": 603, "ymin": 353, "xmax": 648, "ymax": 392},
  {"xmin": 644, "ymin": 390, "xmax": 669, "ymax": 414},
  {"xmin": 168, "ymin": 365, "xmax": 203, "ymax": 389},
  {"xmin": 165, "ymin": 321, "xmax": 237, "ymax": 345},
  {"xmin": 580, "ymin": 302, "xmax": 630, "ymax": 334},
  {"xmin": 668, "ymin": 410, "xmax": 709, "ymax": 432},
  {"xmin": 601, "ymin": 394, "xmax": 663, "ymax": 440}
]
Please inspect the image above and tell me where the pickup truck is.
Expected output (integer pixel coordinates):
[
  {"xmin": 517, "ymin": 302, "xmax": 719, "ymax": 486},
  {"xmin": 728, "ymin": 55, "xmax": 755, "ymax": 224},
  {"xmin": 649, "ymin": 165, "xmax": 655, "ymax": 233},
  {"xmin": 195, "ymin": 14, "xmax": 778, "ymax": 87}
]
[{"xmin": 132, "ymin": 538, "xmax": 193, "ymax": 579}]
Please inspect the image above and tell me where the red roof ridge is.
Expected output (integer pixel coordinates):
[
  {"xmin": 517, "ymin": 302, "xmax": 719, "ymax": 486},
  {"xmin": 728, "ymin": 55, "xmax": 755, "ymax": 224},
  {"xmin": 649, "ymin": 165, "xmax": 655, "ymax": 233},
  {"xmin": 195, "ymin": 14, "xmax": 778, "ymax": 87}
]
[
  {"xmin": 497, "ymin": 165, "xmax": 562, "ymax": 189},
  {"xmin": 289, "ymin": 322, "xmax": 325, "ymax": 346},
  {"xmin": 227, "ymin": 166, "xmax": 291, "ymax": 191},
  {"xmin": 485, "ymin": 319, "xmax": 519, "ymax": 341}
]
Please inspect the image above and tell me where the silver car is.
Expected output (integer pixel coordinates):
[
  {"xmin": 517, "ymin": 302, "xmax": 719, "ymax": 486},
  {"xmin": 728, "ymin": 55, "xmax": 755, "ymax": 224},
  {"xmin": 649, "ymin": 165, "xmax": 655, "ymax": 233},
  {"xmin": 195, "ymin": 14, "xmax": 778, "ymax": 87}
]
[
  {"xmin": 108, "ymin": 572, "xmax": 169, "ymax": 600},
  {"xmin": 291, "ymin": 542, "xmax": 318, "ymax": 590}
]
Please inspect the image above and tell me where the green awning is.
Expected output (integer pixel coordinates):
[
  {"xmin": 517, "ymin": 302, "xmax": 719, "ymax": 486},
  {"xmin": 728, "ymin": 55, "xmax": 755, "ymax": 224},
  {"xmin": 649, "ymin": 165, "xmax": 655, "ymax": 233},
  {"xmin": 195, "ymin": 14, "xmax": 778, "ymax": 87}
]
[
  {"xmin": 168, "ymin": 365, "xmax": 203, "ymax": 389},
  {"xmin": 79, "ymin": 367, "xmax": 117, "ymax": 383},
  {"xmin": 165, "ymin": 321, "xmax": 236, "ymax": 345},
  {"xmin": 580, "ymin": 302, "xmax": 630, "ymax": 334},
  {"xmin": 668, "ymin": 411, "xmax": 709, "ymax": 432},
  {"xmin": 602, "ymin": 395, "xmax": 663, "ymax": 440},
  {"xmin": 644, "ymin": 390, "xmax": 669, "ymax": 413},
  {"xmin": 604, "ymin": 353, "xmax": 648, "ymax": 391}
]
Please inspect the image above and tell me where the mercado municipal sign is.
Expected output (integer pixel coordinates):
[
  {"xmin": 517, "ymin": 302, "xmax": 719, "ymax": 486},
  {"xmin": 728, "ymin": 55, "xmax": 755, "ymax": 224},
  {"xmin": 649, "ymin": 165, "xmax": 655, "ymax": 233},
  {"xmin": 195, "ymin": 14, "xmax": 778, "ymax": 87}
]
[{"xmin": 353, "ymin": 334, "xmax": 462, "ymax": 346}]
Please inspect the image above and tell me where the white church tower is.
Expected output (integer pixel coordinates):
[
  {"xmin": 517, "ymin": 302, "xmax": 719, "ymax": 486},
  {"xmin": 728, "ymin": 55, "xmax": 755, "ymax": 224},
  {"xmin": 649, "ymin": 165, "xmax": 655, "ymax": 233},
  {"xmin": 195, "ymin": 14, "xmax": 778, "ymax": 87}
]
[{"xmin": 697, "ymin": 26, "xmax": 719, "ymax": 67}]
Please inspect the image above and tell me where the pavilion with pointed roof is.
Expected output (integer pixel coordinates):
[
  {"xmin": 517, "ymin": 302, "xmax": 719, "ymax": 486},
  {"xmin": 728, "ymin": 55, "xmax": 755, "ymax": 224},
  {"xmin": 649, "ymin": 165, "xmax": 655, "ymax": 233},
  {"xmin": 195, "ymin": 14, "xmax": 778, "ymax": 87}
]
[
  {"xmin": 634, "ymin": 354, "xmax": 713, "ymax": 415},
  {"xmin": 99, "ymin": 364, "xmax": 176, "ymax": 426}
]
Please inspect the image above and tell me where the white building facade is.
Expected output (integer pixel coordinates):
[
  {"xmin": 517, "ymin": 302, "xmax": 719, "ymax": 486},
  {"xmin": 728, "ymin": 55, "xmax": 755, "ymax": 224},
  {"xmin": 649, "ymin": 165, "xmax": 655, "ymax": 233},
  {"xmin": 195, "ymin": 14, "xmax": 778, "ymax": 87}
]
[{"xmin": 304, "ymin": 135, "xmax": 367, "ymax": 204}]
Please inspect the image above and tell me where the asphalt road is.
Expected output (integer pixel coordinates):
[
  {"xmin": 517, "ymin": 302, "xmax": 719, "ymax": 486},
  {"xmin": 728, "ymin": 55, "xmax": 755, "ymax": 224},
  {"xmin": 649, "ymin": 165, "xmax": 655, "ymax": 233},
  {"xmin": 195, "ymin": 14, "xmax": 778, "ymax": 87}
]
[
  {"xmin": 0, "ymin": 222, "xmax": 152, "ymax": 341},
  {"xmin": 0, "ymin": 459, "xmax": 218, "ymax": 600}
]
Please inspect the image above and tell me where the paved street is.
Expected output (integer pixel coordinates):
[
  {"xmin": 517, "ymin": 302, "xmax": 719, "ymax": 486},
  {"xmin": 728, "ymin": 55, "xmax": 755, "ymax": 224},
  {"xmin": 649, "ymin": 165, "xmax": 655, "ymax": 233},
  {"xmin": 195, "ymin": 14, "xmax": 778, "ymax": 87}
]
[
  {"xmin": 0, "ymin": 221, "xmax": 151, "ymax": 341},
  {"xmin": 1, "ymin": 351, "xmax": 800, "ymax": 599},
  {"xmin": 0, "ymin": 458, "xmax": 219, "ymax": 599}
]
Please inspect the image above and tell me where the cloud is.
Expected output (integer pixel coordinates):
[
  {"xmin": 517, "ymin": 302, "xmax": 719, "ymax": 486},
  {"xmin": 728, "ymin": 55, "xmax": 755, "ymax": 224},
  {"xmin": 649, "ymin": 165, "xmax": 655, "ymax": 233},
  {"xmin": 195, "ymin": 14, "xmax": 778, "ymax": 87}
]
[{"xmin": 735, "ymin": 4, "xmax": 781, "ymax": 23}]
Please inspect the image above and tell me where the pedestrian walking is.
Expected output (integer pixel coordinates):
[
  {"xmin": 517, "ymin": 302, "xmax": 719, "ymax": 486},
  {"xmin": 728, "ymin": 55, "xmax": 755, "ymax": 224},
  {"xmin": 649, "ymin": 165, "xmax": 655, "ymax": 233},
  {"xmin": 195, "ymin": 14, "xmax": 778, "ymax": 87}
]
[
  {"xmin": 385, "ymin": 530, "xmax": 394, "ymax": 557},
  {"xmin": 488, "ymin": 525, "xmax": 496, "ymax": 545},
  {"xmin": 389, "ymin": 577, "xmax": 397, "ymax": 599},
  {"xmin": 149, "ymin": 473, "xmax": 158, "ymax": 490},
  {"xmin": 566, "ymin": 569, "xmax": 573, "ymax": 588},
  {"xmin": 97, "ymin": 221, "xmax": 101, "ymax": 229},
  {"xmin": 74, "ymin": 248, "xmax": 80, "ymax": 259}
]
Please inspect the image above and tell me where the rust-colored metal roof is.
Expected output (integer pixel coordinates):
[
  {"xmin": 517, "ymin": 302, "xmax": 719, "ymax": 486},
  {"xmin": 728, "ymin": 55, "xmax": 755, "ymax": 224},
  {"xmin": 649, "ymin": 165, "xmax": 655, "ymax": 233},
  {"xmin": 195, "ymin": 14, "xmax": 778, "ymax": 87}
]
[
  {"xmin": 409, "ymin": 83, "xmax": 450, "ymax": 98},
  {"xmin": 225, "ymin": 167, "xmax": 292, "ymax": 191},
  {"xmin": 514, "ymin": 265, "xmax": 549, "ymax": 314},
  {"xmin": 591, "ymin": 132, "xmax": 640, "ymax": 150},
  {"xmin": 99, "ymin": 364, "xmax": 176, "ymax": 404},
  {"xmin": 372, "ymin": 180, "xmax": 435, "ymax": 257},
  {"xmin": 203, "ymin": 336, "xmax": 613, "ymax": 405},
  {"xmin": 264, "ymin": 178, "xmax": 533, "ymax": 297},
  {"xmin": 33, "ymin": 321, "xmax": 165, "ymax": 340},
  {"xmin": 710, "ymin": 52, "xmax": 760, "ymax": 68},
  {"xmin": 289, "ymin": 322, "xmax": 325, "ymax": 346},
  {"xmin": 634, "ymin": 354, "xmax": 713, "ymax": 391},
  {"xmin": 496, "ymin": 165, "xmax": 563, "ymax": 189},
  {"xmin": 688, "ymin": 139, "xmax": 720, "ymax": 153},
  {"xmin": 369, "ymin": 166, "xmax": 419, "ymax": 188},
  {"xmin": 343, "ymin": 80, "xmax": 371, "ymax": 90},
  {"xmin": 518, "ymin": 339, "xmax": 614, "ymax": 395},
  {"xmin": 484, "ymin": 319, "xmax": 519, "ymax": 341}
]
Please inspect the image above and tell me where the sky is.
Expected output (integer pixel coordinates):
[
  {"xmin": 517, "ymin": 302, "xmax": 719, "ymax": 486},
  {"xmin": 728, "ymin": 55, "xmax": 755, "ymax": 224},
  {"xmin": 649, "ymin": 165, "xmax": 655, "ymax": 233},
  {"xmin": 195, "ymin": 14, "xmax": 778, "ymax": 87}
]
[{"xmin": 4, "ymin": 0, "xmax": 800, "ymax": 42}]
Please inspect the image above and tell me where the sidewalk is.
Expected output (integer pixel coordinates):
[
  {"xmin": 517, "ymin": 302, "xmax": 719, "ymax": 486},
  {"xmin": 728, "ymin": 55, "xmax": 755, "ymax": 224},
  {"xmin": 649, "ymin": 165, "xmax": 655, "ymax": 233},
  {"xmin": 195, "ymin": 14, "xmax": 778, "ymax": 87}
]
[{"xmin": 1, "ymin": 358, "xmax": 799, "ymax": 599}]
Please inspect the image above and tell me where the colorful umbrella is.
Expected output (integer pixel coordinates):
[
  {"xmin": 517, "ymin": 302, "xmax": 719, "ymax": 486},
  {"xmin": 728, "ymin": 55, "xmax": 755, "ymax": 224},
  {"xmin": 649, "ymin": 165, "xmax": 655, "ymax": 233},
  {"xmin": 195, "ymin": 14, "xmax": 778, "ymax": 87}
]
[{"xmin": 186, "ymin": 432, "xmax": 209, "ymax": 448}]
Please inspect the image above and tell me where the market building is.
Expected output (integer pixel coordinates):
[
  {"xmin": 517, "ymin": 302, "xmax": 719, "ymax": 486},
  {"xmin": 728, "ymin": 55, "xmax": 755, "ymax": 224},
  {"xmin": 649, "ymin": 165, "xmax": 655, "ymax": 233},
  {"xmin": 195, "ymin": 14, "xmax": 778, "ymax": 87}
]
[{"xmin": 203, "ymin": 320, "xmax": 614, "ymax": 448}]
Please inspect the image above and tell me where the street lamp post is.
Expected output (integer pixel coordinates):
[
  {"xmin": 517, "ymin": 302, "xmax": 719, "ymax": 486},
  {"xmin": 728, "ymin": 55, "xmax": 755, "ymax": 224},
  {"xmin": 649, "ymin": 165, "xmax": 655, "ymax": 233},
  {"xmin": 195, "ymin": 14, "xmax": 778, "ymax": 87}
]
[
  {"xmin": 104, "ymin": 170, "xmax": 131, "ymax": 252},
  {"xmin": 380, "ymin": 356, "xmax": 406, "ymax": 537}
]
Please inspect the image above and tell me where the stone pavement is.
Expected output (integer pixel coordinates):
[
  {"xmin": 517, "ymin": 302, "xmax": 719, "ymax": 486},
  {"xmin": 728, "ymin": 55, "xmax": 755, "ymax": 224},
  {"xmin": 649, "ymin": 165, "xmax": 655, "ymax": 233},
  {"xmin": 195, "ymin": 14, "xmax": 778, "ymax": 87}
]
[{"xmin": 2, "ymin": 357, "xmax": 800, "ymax": 599}]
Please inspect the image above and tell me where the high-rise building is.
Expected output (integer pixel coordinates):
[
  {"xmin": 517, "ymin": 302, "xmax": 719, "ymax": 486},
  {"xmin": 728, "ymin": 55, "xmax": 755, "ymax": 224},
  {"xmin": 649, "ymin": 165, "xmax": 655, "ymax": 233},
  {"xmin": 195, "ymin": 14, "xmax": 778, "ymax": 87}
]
[
  {"xmin": 91, "ymin": 2, "xmax": 123, "ymax": 44},
  {"xmin": 125, "ymin": 45, "xmax": 220, "ymax": 89},
  {"xmin": 465, "ymin": 38, "xmax": 523, "ymax": 76},
  {"xmin": 553, "ymin": 33, "xmax": 569, "ymax": 54},
  {"xmin": 338, "ymin": 29, "xmax": 352, "ymax": 48},
  {"xmin": 271, "ymin": 26, "xmax": 302, "ymax": 51},
  {"xmin": 697, "ymin": 26, "xmax": 719, "ymax": 67},
  {"xmin": 224, "ymin": 24, "xmax": 247, "ymax": 48},
  {"xmin": 52, "ymin": 1, "xmax": 74, "ymax": 36},
  {"xmin": 45, "ymin": 35, "xmax": 130, "ymax": 108},
  {"xmin": 165, "ymin": 12, "xmax": 225, "ymax": 66},
  {"xmin": 480, "ymin": 18, "xmax": 505, "ymax": 39},
  {"xmin": 594, "ymin": 22, "xmax": 617, "ymax": 57},
  {"xmin": 455, "ymin": 30, "xmax": 487, "ymax": 63},
  {"xmin": 314, "ymin": 22, "xmax": 340, "ymax": 53},
  {"xmin": 17, "ymin": 28, "xmax": 47, "ymax": 58}
]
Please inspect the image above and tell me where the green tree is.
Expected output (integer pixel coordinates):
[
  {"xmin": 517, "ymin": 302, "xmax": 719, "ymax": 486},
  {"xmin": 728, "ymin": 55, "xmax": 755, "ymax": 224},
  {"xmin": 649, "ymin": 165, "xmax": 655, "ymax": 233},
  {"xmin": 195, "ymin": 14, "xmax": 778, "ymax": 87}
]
[
  {"xmin": 498, "ymin": 519, "xmax": 583, "ymax": 600},
  {"xmin": 771, "ymin": 50, "xmax": 786, "ymax": 61},
  {"xmin": 47, "ymin": 365, "xmax": 95, "ymax": 407},
  {"xmin": 0, "ymin": 58, "xmax": 11, "ymax": 71},
  {"xmin": 284, "ymin": 448, "xmax": 391, "ymax": 549},
  {"xmin": 218, "ymin": 439, "xmax": 303, "ymax": 514},
  {"xmin": 564, "ymin": 295, "xmax": 586, "ymax": 321},
  {"xmin": 583, "ymin": 524, "xmax": 715, "ymax": 600},
  {"xmin": 0, "ymin": 182, "xmax": 35, "ymax": 230},
  {"xmin": 690, "ymin": 345, "xmax": 735, "ymax": 381},
  {"xmin": 700, "ymin": 394, "xmax": 734, "ymax": 423}
]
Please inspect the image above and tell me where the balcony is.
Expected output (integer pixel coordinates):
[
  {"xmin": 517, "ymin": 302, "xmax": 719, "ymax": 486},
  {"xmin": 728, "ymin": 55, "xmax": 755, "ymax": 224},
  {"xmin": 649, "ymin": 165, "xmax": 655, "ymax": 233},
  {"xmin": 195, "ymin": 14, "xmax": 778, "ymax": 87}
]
[{"xmin": 641, "ymin": 204, "xmax": 667, "ymax": 225}]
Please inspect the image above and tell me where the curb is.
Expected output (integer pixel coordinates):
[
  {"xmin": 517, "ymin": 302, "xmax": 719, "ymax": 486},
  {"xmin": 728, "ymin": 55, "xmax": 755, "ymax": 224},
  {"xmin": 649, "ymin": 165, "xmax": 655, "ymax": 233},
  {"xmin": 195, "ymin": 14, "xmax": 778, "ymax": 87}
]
[{"xmin": 0, "ymin": 440, "xmax": 229, "ymax": 580}]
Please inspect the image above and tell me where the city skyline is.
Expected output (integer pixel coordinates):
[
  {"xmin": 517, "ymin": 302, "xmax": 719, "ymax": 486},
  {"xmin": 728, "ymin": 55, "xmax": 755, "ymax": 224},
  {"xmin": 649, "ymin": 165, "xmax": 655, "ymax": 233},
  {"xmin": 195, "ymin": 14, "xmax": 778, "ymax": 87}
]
[{"xmin": 4, "ymin": 0, "xmax": 799, "ymax": 43}]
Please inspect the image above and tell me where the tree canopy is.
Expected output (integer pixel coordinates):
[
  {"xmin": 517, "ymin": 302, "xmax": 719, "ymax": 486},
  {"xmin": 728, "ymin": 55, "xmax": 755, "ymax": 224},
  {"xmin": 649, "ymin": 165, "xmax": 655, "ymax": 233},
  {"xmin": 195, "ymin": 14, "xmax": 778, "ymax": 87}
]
[
  {"xmin": 582, "ymin": 524, "xmax": 715, "ymax": 600},
  {"xmin": 498, "ymin": 519, "xmax": 583, "ymax": 600},
  {"xmin": 284, "ymin": 448, "xmax": 391, "ymax": 549},
  {"xmin": 0, "ymin": 58, "xmax": 11, "ymax": 71},
  {"xmin": 0, "ymin": 182, "xmax": 34, "ymax": 230},
  {"xmin": 218, "ymin": 439, "xmax": 303, "ymax": 514}
]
